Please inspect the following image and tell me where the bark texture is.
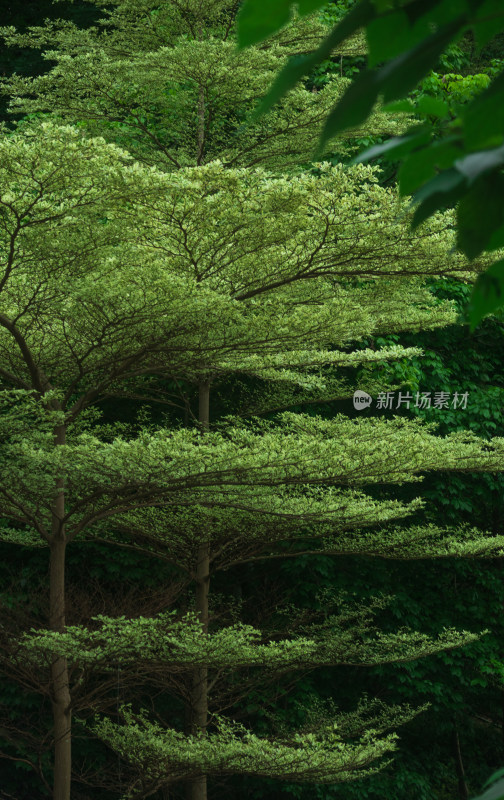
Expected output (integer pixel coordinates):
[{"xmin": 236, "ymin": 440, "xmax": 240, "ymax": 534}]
[
  {"xmin": 50, "ymin": 424, "xmax": 72, "ymax": 800},
  {"xmin": 186, "ymin": 381, "xmax": 211, "ymax": 800},
  {"xmin": 452, "ymin": 719, "xmax": 469, "ymax": 800}
]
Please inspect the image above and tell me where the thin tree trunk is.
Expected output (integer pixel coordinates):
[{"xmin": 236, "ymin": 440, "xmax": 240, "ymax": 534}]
[
  {"xmin": 502, "ymin": 694, "xmax": 504, "ymax": 759},
  {"xmin": 186, "ymin": 381, "xmax": 210, "ymax": 800},
  {"xmin": 452, "ymin": 718, "xmax": 469, "ymax": 800},
  {"xmin": 198, "ymin": 379, "xmax": 210, "ymax": 431},
  {"xmin": 196, "ymin": 22, "xmax": 205, "ymax": 165},
  {"xmin": 196, "ymin": 84, "xmax": 205, "ymax": 165},
  {"xmin": 50, "ymin": 423, "xmax": 72, "ymax": 800}
]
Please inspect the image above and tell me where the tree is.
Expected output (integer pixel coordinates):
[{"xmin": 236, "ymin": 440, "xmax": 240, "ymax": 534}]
[
  {"xmin": 0, "ymin": 119, "xmax": 247, "ymax": 800},
  {"xmin": 1, "ymin": 3, "xmax": 504, "ymax": 800},
  {"xmin": 0, "ymin": 116, "xmax": 485, "ymax": 800},
  {"xmin": 11, "ymin": 409, "xmax": 504, "ymax": 799},
  {"xmin": 236, "ymin": 0, "xmax": 504, "ymax": 328},
  {"xmin": 0, "ymin": 0, "xmax": 407, "ymax": 171}
]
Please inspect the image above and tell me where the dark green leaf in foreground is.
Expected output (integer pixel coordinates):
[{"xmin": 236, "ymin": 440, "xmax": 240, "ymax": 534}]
[
  {"xmin": 411, "ymin": 168, "xmax": 467, "ymax": 228},
  {"xmin": 472, "ymin": 0, "xmax": 504, "ymax": 50},
  {"xmin": 317, "ymin": 19, "xmax": 463, "ymax": 153},
  {"xmin": 249, "ymin": 0, "xmax": 376, "ymax": 116},
  {"xmin": 237, "ymin": 0, "xmax": 327, "ymax": 48},
  {"xmin": 464, "ymin": 70, "xmax": 504, "ymax": 149},
  {"xmin": 237, "ymin": 1, "xmax": 295, "ymax": 48},
  {"xmin": 366, "ymin": 0, "xmax": 463, "ymax": 67},
  {"xmin": 454, "ymin": 143, "xmax": 504, "ymax": 183},
  {"xmin": 398, "ymin": 140, "xmax": 462, "ymax": 196},
  {"xmin": 415, "ymin": 95, "xmax": 449, "ymax": 118},
  {"xmin": 469, "ymin": 259, "xmax": 504, "ymax": 330},
  {"xmin": 354, "ymin": 127, "xmax": 432, "ymax": 165},
  {"xmin": 457, "ymin": 172, "xmax": 504, "ymax": 259},
  {"xmin": 472, "ymin": 774, "xmax": 504, "ymax": 800}
]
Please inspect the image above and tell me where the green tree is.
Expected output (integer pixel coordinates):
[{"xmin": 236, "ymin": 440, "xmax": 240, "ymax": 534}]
[
  {"xmin": 0, "ymin": 119, "xmax": 242, "ymax": 800},
  {"xmin": 2, "ymin": 3, "xmax": 504, "ymax": 800},
  {"xmin": 0, "ymin": 116, "xmax": 489, "ymax": 800},
  {"xmin": 0, "ymin": 0, "xmax": 406, "ymax": 171},
  {"xmin": 13, "ymin": 409, "xmax": 504, "ymax": 800}
]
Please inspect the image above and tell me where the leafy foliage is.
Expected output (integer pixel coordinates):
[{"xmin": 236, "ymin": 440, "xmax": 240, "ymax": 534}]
[
  {"xmin": 1, "ymin": 2, "xmax": 504, "ymax": 798},
  {"xmin": 237, "ymin": 0, "xmax": 504, "ymax": 327}
]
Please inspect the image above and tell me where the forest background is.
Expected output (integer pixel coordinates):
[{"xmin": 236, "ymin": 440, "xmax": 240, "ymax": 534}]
[{"xmin": 1, "ymin": 1, "xmax": 504, "ymax": 799}]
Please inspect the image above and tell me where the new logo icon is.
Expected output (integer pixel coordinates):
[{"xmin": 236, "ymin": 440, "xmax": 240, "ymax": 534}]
[{"xmin": 353, "ymin": 390, "xmax": 372, "ymax": 410}]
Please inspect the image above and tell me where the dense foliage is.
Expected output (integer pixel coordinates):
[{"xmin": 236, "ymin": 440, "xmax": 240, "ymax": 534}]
[
  {"xmin": 237, "ymin": 0, "xmax": 504, "ymax": 328},
  {"xmin": 0, "ymin": 3, "xmax": 504, "ymax": 800}
]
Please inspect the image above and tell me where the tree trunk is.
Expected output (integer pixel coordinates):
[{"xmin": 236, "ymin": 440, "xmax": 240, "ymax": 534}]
[
  {"xmin": 185, "ymin": 381, "xmax": 210, "ymax": 800},
  {"xmin": 502, "ymin": 694, "xmax": 504, "ymax": 759},
  {"xmin": 185, "ymin": 538, "xmax": 209, "ymax": 800},
  {"xmin": 196, "ymin": 83, "xmax": 205, "ymax": 165},
  {"xmin": 452, "ymin": 718, "xmax": 469, "ymax": 800},
  {"xmin": 50, "ymin": 424, "xmax": 72, "ymax": 800},
  {"xmin": 195, "ymin": 19, "xmax": 205, "ymax": 166},
  {"xmin": 198, "ymin": 379, "xmax": 210, "ymax": 431}
]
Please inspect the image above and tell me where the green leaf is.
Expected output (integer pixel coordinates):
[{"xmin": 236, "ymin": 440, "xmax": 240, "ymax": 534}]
[
  {"xmin": 416, "ymin": 95, "xmax": 449, "ymax": 118},
  {"xmin": 488, "ymin": 223, "xmax": 504, "ymax": 251},
  {"xmin": 318, "ymin": 18, "xmax": 462, "ymax": 151},
  {"xmin": 411, "ymin": 168, "xmax": 466, "ymax": 227},
  {"xmin": 367, "ymin": 10, "xmax": 410, "ymax": 67},
  {"xmin": 353, "ymin": 127, "xmax": 431, "ymax": 165},
  {"xmin": 317, "ymin": 70, "xmax": 380, "ymax": 153},
  {"xmin": 367, "ymin": 0, "xmax": 455, "ymax": 65},
  {"xmin": 457, "ymin": 172, "xmax": 504, "ymax": 259},
  {"xmin": 468, "ymin": 259, "xmax": 504, "ymax": 330},
  {"xmin": 484, "ymin": 770, "xmax": 504, "ymax": 790},
  {"xmin": 380, "ymin": 20, "xmax": 466, "ymax": 103},
  {"xmin": 237, "ymin": 0, "xmax": 292, "ymax": 48},
  {"xmin": 371, "ymin": 0, "xmax": 393, "ymax": 10},
  {"xmin": 254, "ymin": 0, "xmax": 376, "ymax": 116},
  {"xmin": 463, "ymin": 69, "xmax": 504, "ymax": 149},
  {"xmin": 237, "ymin": 0, "xmax": 330, "ymax": 47},
  {"xmin": 382, "ymin": 100, "xmax": 416, "ymax": 113},
  {"xmin": 398, "ymin": 141, "xmax": 461, "ymax": 196},
  {"xmin": 454, "ymin": 143, "xmax": 504, "ymax": 183},
  {"xmin": 473, "ymin": 0, "xmax": 504, "ymax": 51},
  {"xmin": 317, "ymin": 69, "xmax": 379, "ymax": 150},
  {"xmin": 472, "ymin": 777, "xmax": 504, "ymax": 800},
  {"xmin": 298, "ymin": 0, "xmax": 327, "ymax": 13}
]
